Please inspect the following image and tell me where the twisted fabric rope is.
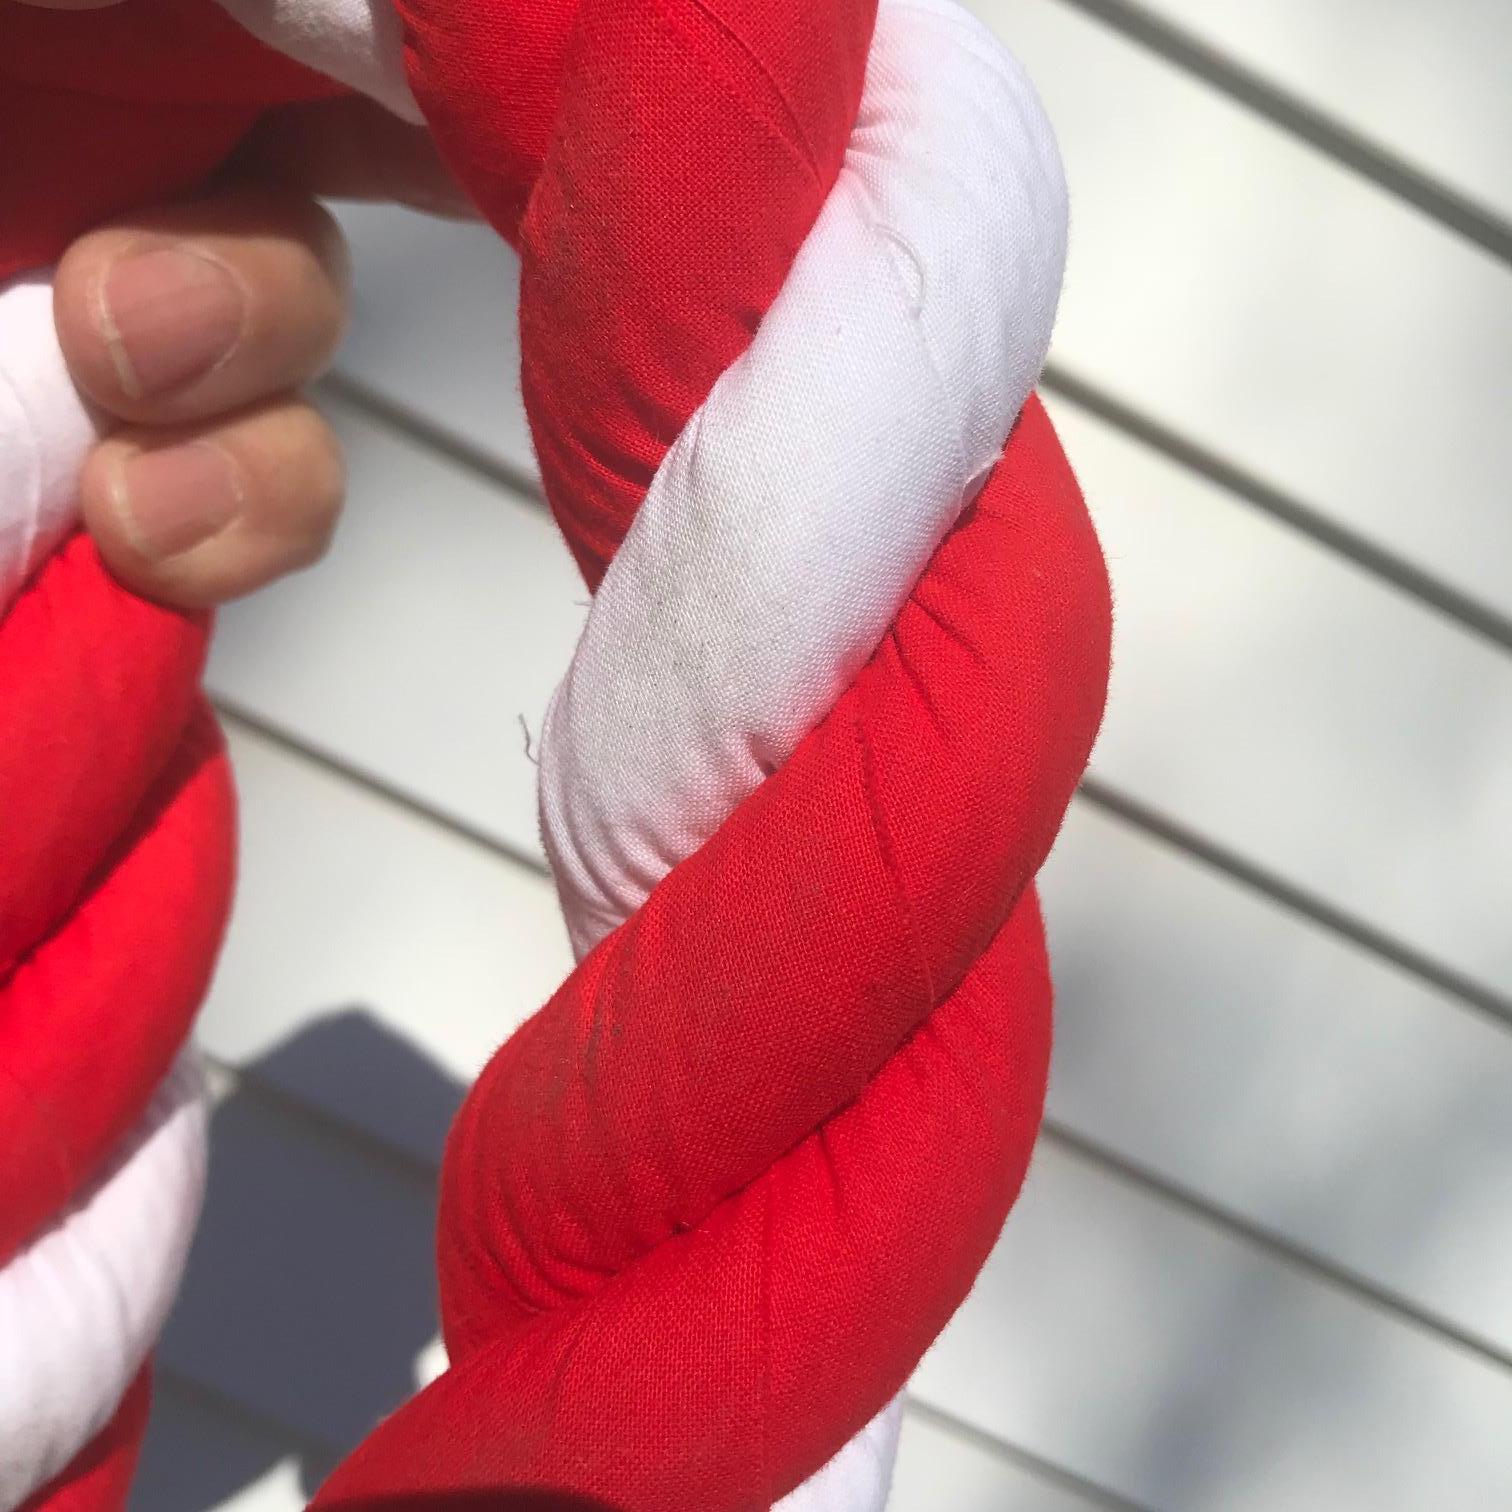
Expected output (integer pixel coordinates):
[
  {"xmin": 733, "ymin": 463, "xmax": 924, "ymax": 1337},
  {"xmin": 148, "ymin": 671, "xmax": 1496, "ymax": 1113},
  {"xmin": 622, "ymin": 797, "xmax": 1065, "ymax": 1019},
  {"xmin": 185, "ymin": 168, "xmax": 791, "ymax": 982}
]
[
  {"xmin": 0, "ymin": 9, "xmax": 336, "ymax": 1506},
  {"xmin": 0, "ymin": 290, "xmax": 228, "ymax": 1508},
  {"xmin": 315, "ymin": 0, "xmax": 1110, "ymax": 1506},
  {"xmin": 0, "ymin": 0, "xmax": 1109, "ymax": 1506}
]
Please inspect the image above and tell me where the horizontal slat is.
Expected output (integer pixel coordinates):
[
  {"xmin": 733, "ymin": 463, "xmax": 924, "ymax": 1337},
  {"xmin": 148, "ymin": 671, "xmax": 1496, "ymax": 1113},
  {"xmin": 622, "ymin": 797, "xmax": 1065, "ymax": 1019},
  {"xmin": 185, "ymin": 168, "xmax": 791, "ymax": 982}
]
[
  {"xmin": 1041, "ymin": 802, "xmax": 1512, "ymax": 1361},
  {"xmin": 970, "ymin": 0, "xmax": 1512, "ymax": 626},
  {"xmin": 194, "ymin": 722, "xmax": 1512, "ymax": 1509},
  {"xmin": 1124, "ymin": 0, "xmax": 1512, "ymax": 228},
  {"xmin": 159, "ymin": 1062, "xmax": 438, "ymax": 1453},
  {"xmin": 208, "ymin": 390, "xmax": 580, "ymax": 864},
  {"xmin": 201, "ymin": 722, "xmax": 565, "ymax": 1131},
  {"xmin": 913, "ymin": 1139, "xmax": 1512, "ymax": 1512},
  {"xmin": 1050, "ymin": 394, "xmax": 1512, "ymax": 1008},
  {"xmin": 336, "ymin": 206, "xmax": 535, "ymax": 482},
  {"xmin": 891, "ymin": 1407, "xmax": 1111, "ymax": 1512}
]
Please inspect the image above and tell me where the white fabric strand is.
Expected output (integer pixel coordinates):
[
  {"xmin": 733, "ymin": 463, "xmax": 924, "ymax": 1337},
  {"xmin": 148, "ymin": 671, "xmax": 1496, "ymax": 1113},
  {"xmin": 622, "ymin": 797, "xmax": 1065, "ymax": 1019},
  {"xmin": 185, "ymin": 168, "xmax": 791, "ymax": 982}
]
[
  {"xmin": 0, "ymin": 274, "xmax": 101, "ymax": 611},
  {"xmin": 0, "ymin": 1057, "xmax": 210, "ymax": 1512},
  {"xmin": 538, "ymin": 1, "xmax": 1067, "ymax": 1506},
  {"xmin": 212, "ymin": 0, "xmax": 421, "ymax": 121}
]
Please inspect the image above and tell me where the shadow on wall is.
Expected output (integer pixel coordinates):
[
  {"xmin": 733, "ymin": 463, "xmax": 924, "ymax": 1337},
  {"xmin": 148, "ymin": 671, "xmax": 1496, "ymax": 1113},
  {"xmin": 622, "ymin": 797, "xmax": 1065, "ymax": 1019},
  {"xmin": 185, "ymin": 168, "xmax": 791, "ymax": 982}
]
[{"xmin": 132, "ymin": 1010, "xmax": 471, "ymax": 1510}]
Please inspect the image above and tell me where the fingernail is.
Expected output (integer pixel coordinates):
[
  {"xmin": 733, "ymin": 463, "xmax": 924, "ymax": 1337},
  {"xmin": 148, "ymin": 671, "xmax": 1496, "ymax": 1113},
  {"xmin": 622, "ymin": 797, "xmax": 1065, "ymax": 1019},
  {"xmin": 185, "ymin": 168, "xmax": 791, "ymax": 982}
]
[
  {"xmin": 94, "ymin": 247, "xmax": 246, "ymax": 399},
  {"xmin": 106, "ymin": 442, "xmax": 243, "ymax": 559}
]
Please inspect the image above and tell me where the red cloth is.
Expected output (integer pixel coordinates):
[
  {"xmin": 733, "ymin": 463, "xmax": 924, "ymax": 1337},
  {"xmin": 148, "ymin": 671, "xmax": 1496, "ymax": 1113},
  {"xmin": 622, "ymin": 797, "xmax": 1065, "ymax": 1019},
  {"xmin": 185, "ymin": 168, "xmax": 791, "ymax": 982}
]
[
  {"xmin": 0, "ymin": 0, "xmax": 338, "ymax": 283},
  {"xmin": 0, "ymin": 541, "xmax": 234, "ymax": 1267},
  {"xmin": 0, "ymin": 546, "xmax": 235, "ymax": 1512}
]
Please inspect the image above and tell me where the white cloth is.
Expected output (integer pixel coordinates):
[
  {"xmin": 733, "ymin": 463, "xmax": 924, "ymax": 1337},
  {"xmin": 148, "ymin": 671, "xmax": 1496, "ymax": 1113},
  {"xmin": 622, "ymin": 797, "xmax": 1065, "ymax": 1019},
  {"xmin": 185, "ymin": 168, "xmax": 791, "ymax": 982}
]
[
  {"xmin": 0, "ymin": 275, "xmax": 102, "ymax": 611},
  {"xmin": 540, "ymin": 0, "xmax": 1067, "ymax": 961},
  {"xmin": 538, "ymin": 1, "xmax": 1067, "ymax": 1505},
  {"xmin": 0, "ymin": 1057, "xmax": 209, "ymax": 1512},
  {"xmin": 213, "ymin": 0, "xmax": 422, "ymax": 121}
]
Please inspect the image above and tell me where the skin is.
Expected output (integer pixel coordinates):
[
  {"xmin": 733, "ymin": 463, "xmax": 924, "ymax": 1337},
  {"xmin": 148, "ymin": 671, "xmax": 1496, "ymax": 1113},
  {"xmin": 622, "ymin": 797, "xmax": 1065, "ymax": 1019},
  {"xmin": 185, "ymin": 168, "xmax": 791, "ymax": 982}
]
[{"xmin": 16, "ymin": 0, "xmax": 475, "ymax": 608}]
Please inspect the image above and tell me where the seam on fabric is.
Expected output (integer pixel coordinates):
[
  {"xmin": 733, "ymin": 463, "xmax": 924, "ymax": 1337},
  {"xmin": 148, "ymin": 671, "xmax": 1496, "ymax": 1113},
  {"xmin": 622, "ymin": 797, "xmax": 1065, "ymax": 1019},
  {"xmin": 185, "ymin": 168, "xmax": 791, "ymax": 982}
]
[
  {"xmin": 481, "ymin": 1016, "xmax": 568, "ymax": 1325},
  {"xmin": 854, "ymin": 706, "xmax": 937, "ymax": 1016},
  {"xmin": 673, "ymin": 0, "xmax": 824, "ymax": 183},
  {"xmin": 0, "ymin": 717, "xmax": 212, "ymax": 1021},
  {"xmin": 649, "ymin": 0, "xmax": 827, "ymax": 190},
  {"xmin": 889, "ymin": 621, "xmax": 947, "ymax": 741},
  {"xmin": 909, "ymin": 577, "xmax": 992, "ymax": 672},
  {"xmin": 521, "ymin": 367, "xmax": 661, "ymax": 507}
]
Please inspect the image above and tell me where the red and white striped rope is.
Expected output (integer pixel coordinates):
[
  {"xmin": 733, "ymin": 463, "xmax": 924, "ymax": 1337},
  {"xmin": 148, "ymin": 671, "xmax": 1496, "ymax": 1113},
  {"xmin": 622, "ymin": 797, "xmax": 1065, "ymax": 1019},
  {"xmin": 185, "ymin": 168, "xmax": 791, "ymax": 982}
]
[
  {"xmin": 0, "ymin": 0, "xmax": 1110, "ymax": 1506},
  {"xmin": 0, "ymin": 298, "xmax": 231, "ymax": 1511}
]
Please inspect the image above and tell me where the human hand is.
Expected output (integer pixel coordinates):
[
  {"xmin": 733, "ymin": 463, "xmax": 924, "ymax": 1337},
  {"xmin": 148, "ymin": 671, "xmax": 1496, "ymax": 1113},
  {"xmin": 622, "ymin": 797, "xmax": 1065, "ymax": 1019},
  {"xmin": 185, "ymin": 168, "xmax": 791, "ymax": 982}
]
[{"xmin": 45, "ymin": 80, "xmax": 473, "ymax": 607}]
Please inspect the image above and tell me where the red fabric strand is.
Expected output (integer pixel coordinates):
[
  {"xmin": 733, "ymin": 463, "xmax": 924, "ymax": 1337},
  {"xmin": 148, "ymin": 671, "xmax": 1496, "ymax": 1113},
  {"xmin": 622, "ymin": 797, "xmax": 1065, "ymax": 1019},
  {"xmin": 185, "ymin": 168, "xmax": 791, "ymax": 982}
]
[
  {"xmin": 315, "ymin": 401, "xmax": 1110, "ymax": 1511},
  {"xmin": 0, "ymin": 0, "xmax": 337, "ymax": 283},
  {"xmin": 0, "ymin": 538, "xmax": 234, "ymax": 1266}
]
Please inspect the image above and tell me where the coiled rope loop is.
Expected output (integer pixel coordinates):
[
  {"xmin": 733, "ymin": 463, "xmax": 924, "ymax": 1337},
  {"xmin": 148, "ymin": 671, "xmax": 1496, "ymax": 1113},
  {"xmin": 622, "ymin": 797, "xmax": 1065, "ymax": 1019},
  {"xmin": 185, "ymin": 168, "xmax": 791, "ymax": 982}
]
[
  {"xmin": 0, "ymin": 8, "xmax": 332, "ymax": 1506},
  {"xmin": 0, "ymin": 301, "xmax": 233, "ymax": 1511}
]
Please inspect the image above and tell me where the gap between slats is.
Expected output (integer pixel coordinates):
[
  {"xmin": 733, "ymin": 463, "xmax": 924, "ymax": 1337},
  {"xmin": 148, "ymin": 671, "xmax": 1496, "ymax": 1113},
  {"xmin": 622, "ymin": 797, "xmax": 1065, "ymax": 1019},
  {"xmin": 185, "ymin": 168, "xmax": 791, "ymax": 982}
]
[{"xmin": 154, "ymin": 1367, "xmax": 335, "ymax": 1479}]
